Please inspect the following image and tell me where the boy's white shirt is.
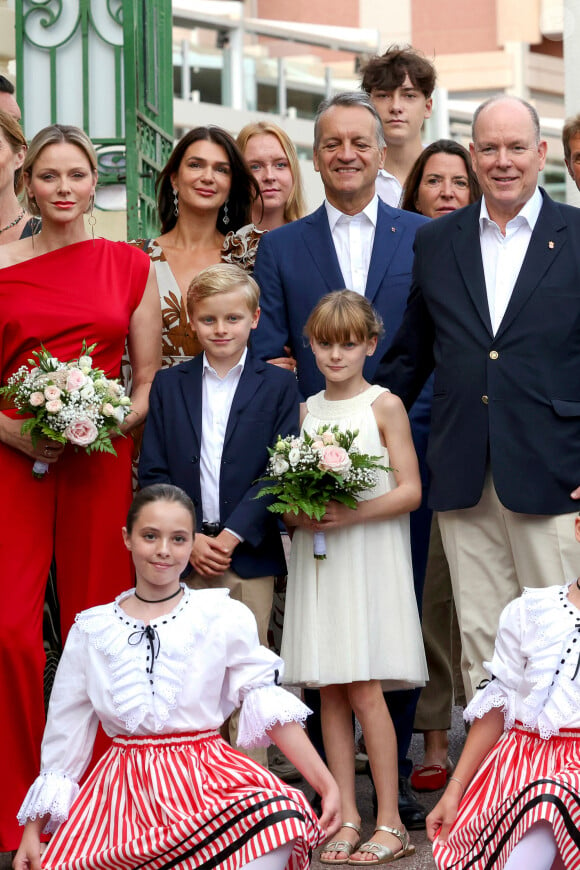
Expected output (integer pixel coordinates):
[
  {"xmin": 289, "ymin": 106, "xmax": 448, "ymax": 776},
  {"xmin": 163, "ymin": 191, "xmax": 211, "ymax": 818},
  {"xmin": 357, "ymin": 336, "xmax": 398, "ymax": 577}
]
[
  {"xmin": 376, "ymin": 169, "xmax": 403, "ymax": 208},
  {"xmin": 200, "ymin": 347, "xmax": 247, "ymax": 540}
]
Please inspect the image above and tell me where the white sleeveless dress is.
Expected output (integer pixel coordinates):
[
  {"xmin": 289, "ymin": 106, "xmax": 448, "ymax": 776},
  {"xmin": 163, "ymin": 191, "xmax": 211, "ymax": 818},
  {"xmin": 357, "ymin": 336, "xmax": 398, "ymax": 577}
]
[{"xmin": 281, "ymin": 385, "xmax": 427, "ymax": 689}]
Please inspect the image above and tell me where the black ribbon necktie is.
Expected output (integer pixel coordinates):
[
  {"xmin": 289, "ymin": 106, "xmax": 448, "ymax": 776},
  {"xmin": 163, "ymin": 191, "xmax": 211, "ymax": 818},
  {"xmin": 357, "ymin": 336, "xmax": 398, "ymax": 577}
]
[{"xmin": 128, "ymin": 625, "xmax": 160, "ymax": 674}]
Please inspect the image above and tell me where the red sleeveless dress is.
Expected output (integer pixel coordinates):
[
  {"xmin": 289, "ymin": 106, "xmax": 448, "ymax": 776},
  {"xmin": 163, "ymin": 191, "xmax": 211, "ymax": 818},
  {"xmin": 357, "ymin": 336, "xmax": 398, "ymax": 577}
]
[{"xmin": 0, "ymin": 239, "xmax": 150, "ymax": 850}]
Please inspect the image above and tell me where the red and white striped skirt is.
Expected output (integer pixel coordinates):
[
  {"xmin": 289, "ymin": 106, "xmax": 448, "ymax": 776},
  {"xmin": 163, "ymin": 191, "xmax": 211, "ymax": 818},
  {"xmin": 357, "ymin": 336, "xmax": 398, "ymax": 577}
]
[
  {"xmin": 433, "ymin": 724, "xmax": 580, "ymax": 869},
  {"xmin": 42, "ymin": 731, "xmax": 323, "ymax": 870}
]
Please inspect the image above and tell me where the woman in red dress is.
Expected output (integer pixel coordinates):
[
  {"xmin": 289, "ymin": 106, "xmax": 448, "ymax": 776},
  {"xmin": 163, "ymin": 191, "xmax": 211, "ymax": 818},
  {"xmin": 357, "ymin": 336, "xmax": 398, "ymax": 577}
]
[{"xmin": 0, "ymin": 124, "xmax": 161, "ymax": 852}]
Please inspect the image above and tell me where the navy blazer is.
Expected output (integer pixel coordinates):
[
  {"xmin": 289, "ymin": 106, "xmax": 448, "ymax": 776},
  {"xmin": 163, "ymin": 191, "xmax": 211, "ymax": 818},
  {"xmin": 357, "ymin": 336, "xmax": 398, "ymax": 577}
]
[
  {"xmin": 252, "ymin": 199, "xmax": 429, "ymax": 397},
  {"xmin": 139, "ymin": 353, "xmax": 300, "ymax": 578},
  {"xmin": 252, "ymin": 199, "xmax": 432, "ymax": 477},
  {"xmin": 376, "ymin": 191, "xmax": 580, "ymax": 515}
]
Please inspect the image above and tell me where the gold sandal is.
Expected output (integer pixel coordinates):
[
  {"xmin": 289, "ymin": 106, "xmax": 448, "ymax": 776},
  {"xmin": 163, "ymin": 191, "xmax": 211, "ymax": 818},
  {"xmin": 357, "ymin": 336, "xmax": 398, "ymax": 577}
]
[
  {"xmin": 320, "ymin": 822, "xmax": 362, "ymax": 865},
  {"xmin": 347, "ymin": 825, "xmax": 415, "ymax": 865}
]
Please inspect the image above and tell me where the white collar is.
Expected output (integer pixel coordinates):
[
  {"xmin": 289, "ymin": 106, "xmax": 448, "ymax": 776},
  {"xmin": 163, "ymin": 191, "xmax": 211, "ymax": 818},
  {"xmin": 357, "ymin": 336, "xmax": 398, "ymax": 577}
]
[
  {"xmin": 325, "ymin": 194, "xmax": 379, "ymax": 231},
  {"xmin": 202, "ymin": 347, "xmax": 247, "ymax": 379},
  {"xmin": 479, "ymin": 186, "xmax": 543, "ymax": 232}
]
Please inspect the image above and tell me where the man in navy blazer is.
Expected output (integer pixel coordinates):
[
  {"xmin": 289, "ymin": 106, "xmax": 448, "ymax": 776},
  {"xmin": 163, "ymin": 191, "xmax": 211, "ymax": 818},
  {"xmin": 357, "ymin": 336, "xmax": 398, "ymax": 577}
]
[
  {"xmin": 377, "ymin": 95, "xmax": 580, "ymax": 701},
  {"xmin": 253, "ymin": 91, "xmax": 431, "ymax": 829},
  {"xmin": 139, "ymin": 352, "xmax": 299, "ymax": 581}
]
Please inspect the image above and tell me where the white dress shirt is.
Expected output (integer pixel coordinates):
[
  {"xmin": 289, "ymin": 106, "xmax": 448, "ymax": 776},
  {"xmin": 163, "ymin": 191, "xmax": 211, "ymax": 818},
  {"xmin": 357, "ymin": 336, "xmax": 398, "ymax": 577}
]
[
  {"xmin": 200, "ymin": 349, "xmax": 246, "ymax": 525},
  {"xmin": 325, "ymin": 195, "xmax": 378, "ymax": 295},
  {"xmin": 479, "ymin": 187, "xmax": 543, "ymax": 334},
  {"xmin": 375, "ymin": 168, "xmax": 403, "ymax": 208}
]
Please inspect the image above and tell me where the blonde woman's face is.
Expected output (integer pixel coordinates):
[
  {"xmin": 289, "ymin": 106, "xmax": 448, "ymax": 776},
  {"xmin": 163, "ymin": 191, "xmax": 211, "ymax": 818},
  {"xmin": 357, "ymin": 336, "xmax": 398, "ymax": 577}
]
[
  {"xmin": 243, "ymin": 133, "xmax": 294, "ymax": 218},
  {"xmin": 27, "ymin": 142, "xmax": 96, "ymax": 221}
]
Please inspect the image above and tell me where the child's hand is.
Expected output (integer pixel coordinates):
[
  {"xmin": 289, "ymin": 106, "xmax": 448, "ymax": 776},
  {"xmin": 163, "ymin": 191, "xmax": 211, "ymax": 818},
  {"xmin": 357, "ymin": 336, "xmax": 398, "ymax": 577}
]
[
  {"xmin": 314, "ymin": 501, "xmax": 358, "ymax": 530},
  {"xmin": 13, "ymin": 820, "xmax": 46, "ymax": 870},
  {"xmin": 426, "ymin": 790, "xmax": 461, "ymax": 843},
  {"xmin": 317, "ymin": 780, "xmax": 342, "ymax": 839},
  {"xmin": 190, "ymin": 533, "xmax": 232, "ymax": 577}
]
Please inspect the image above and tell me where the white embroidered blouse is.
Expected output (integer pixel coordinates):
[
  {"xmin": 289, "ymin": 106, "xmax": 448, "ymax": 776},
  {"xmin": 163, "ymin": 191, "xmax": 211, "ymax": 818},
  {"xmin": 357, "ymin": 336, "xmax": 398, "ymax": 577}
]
[
  {"xmin": 465, "ymin": 584, "xmax": 580, "ymax": 737},
  {"xmin": 18, "ymin": 587, "xmax": 310, "ymax": 831}
]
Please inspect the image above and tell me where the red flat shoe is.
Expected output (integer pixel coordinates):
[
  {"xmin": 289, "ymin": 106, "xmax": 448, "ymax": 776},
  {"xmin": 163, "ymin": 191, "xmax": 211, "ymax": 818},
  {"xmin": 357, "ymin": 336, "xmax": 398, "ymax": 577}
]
[{"xmin": 410, "ymin": 761, "xmax": 451, "ymax": 792}]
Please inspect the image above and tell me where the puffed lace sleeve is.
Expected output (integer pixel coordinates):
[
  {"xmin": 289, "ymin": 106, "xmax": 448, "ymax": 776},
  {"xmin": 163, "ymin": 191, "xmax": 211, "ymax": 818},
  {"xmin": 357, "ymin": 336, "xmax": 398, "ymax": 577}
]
[
  {"xmin": 221, "ymin": 599, "xmax": 311, "ymax": 748},
  {"xmin": 17, "ymin": 624, "xmax": 99, "ymax": 832},
  {"xmin": 465, "ymin": 596, "xmax": 525, "ymax": 730}
]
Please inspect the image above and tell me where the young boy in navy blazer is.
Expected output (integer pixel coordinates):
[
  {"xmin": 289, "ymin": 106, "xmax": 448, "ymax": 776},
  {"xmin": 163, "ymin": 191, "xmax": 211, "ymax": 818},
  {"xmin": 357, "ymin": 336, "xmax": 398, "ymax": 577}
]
[{"xmin": 139, "ymin": 263, "xmax": 300, "ymax": 761}]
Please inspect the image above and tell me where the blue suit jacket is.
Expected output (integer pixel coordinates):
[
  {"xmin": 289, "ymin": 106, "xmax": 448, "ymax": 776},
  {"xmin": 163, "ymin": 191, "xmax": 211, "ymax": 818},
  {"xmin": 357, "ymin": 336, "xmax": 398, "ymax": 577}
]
[
  {"xmin": 138, "ymin": 353, "xmax": 300, "ymax": 578},
  {"xmin": 376, "ymin": 191, "xmax": 580, "ymax": 514},
  {"xmin": 253, "ymin": 199, "xmax": 429, "ymax": 398}
]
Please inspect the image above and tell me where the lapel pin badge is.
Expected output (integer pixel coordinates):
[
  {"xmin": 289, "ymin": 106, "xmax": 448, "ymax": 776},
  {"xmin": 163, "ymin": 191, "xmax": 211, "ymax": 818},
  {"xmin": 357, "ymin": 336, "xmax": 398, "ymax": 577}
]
[
  {"xmin": 391, "ymin": 227, "xmax": 396, "ymax": 233},
  {"xmin": 548, "ymin": 240, "xmax": 555, "ymax": 249}
]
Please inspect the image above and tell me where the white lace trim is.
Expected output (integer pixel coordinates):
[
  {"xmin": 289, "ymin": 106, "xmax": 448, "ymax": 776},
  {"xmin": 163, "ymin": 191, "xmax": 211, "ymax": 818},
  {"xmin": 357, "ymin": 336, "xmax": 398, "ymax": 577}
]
[
  {"xmin": 467, "ymin": 585, "xmax": 580, "ymax": 736},
  {"xmin": 17, "ymin": 771, "xmax": 79, "ymax": 834},
  {"xmin": 237, "ymin": 685, "xmax": 312, "ymax": 748},
  {"xmin": 464, "ymin": 681, "xmax": 513, "ymax": 728},
  {"xmin": 75, "ymin": 587, "xmax": 228, "ymax": 733}
]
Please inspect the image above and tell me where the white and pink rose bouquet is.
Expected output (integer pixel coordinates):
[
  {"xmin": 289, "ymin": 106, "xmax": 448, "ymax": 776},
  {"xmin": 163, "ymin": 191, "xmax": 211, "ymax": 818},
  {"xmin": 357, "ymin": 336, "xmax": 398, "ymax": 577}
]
[
  {"xmin": 0, "ymin": 342, "xmax": 132, "ymax": 478},
  {"xmin": 256, "ymin": 424, "xmax": 390, "ymax": 559}
]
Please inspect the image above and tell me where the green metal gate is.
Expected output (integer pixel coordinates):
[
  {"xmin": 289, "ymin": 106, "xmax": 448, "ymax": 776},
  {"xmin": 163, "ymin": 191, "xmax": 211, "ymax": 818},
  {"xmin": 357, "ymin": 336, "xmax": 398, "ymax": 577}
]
[{"xmin": 16, "ymin": 0, "xmax": 173, "ymax": 239}]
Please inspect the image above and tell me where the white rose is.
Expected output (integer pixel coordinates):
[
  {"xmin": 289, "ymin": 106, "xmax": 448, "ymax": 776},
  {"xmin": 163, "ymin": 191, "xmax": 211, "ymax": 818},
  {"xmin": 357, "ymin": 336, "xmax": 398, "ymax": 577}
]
[
  {"xmin": 119, "ymin": 396, "xmax": 131, "ymax": 406},
  {"xmin": 45, "ymin": 399, "xmax": 63, "ymax": 413},
  {"xmin": 80, "ymin": 383, "xmax": 95, "ymax": 400},
  {"xmin": 78, "ymin": 355, "xmax": 93, "ymax": 370},
  {"xmin": 44, "ymin": 385, "xmax": 61, "ymax": 401},
  {"xmin": 288, "ymin": 447, "xmax": 301, "ymax": 466},
  {"xmin": 271, "ymin": 455, "xmax": 290, "ymax": 475}
]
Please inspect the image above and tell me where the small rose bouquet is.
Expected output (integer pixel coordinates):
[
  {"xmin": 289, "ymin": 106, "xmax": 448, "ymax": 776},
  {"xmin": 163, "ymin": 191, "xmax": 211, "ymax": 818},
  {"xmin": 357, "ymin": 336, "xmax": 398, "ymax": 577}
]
[
  {"xmin": 256, "ymin": 425, "xmax": 390, "ymax": 559},
  {"xmin": 0, "ymin": 342, "xmax": 132, "ymax": 478}
]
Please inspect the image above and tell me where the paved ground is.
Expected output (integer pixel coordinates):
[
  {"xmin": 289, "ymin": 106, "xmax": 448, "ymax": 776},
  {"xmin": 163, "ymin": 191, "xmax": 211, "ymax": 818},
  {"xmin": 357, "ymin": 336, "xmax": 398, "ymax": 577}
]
[
  {"xmin": 309, "ymin": 706, "xmax": 466, "ymax": 870},
  {"xmin": 0, "ymin": 707, "xmax": 466, "ymax": 869}
]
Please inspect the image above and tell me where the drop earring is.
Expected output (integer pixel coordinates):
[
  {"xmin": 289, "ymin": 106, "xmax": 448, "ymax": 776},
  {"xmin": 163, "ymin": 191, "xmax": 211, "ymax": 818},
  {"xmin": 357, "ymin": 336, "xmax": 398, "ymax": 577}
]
[
  {"xmin": 88, "ymin": 194, "xmax": 97, "ymax": 243},
  {"xmin": 173, "ymin": 188, "xmax": 179, "ymax": 217},
  {"xmin": 222, "ymin": 199, "xmax": 230, "ymax": 226}
]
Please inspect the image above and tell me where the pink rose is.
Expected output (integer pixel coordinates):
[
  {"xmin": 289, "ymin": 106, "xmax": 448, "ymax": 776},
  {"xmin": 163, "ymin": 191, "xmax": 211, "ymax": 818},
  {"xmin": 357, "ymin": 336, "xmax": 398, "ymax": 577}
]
[
  {"xmin": 319, "ymin": 445, "xmax": 351, "ymax": 474},
  {"xmin": 312, "ymin": 440, "xmax": 324, "ymax": 450},
  {"xmin": 66, "ymin": 368, "xmax": 86, "ymax": 391},
  {"xmin": 64, "ymin": 419, "xmax": 98, "ymax": 446},
  {"xmin": 321, "ymin": 431, "xmax": 335, "ymax": 445},
  {"xmin": 29, "ymin": 391, "xmax": 45, "ymax": 407},
  {"xmin": 44, "ymin": 385, "xmax": 61, "ymax": 401},
  {"xmin": 45, "ymin": 399, "xmax": 63, "ymax": 413}
]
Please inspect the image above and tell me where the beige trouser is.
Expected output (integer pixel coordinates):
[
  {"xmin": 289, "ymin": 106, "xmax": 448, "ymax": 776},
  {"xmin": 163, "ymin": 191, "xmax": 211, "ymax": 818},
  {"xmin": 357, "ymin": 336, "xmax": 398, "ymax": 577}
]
[
  {"xmin": 187, "ymin": 569, "xmax": 274, "ymax": 767},
  {"xmin": 438, "ymin": 472, "xmax": 580, "ymax": 702}
]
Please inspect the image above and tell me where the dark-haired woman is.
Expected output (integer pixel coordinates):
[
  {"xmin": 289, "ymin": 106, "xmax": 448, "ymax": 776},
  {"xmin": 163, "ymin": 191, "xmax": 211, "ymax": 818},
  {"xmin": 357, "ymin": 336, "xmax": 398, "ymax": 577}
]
[
  {"xmin": 401, "ymin": 140, "xmax": 480, "ymax": 793},
  {"xmin": 133, "ymin": 126, "xmax": 259, "ymax": 367}
]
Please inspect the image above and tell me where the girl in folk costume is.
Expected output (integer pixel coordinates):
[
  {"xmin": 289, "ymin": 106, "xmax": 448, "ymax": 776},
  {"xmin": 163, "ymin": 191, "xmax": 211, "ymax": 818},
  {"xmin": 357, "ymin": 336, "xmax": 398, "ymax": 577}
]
[
  {"xmin": 281, "ymin": 291, "xmax": 427, "ymax": 865},
  {"xmin": 14, "ymin": 484, "xmax": 340, "ymax": 870},
  {"xmin": 427, "ymin": 522, "xmax": 580, "ymax": 870}
]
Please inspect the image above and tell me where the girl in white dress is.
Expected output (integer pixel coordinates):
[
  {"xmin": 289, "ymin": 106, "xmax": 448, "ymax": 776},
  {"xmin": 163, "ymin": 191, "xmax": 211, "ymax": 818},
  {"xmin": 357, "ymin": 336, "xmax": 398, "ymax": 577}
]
[
  {"xmin": 14, "ymin": 484, "xmax": 340, "ymax": 870},
  {"xmin": 427, "ymin": 537, "xmax": 580, "ymax": 870},
  {"xmin": 281, "ymin": 291, "xmax": 427, "ymax": 865}
]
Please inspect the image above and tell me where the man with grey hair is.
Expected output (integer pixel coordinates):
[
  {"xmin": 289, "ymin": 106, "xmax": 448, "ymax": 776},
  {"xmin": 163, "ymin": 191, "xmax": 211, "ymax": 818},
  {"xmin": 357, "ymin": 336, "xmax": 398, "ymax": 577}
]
[
  {"xmin": 253, "ymin": 91, "xmax": 432, "ymax": 833},
  {"xmin": 377, "ymin": 95, "xmax": 580, "ymax": 702}
]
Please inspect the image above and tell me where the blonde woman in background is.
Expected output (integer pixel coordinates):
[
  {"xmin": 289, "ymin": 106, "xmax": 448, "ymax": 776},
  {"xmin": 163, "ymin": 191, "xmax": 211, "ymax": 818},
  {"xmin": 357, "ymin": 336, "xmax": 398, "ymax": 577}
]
[{"xmin": 223, "ymin": 120, "xmax": 307, "ymax": 274}]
